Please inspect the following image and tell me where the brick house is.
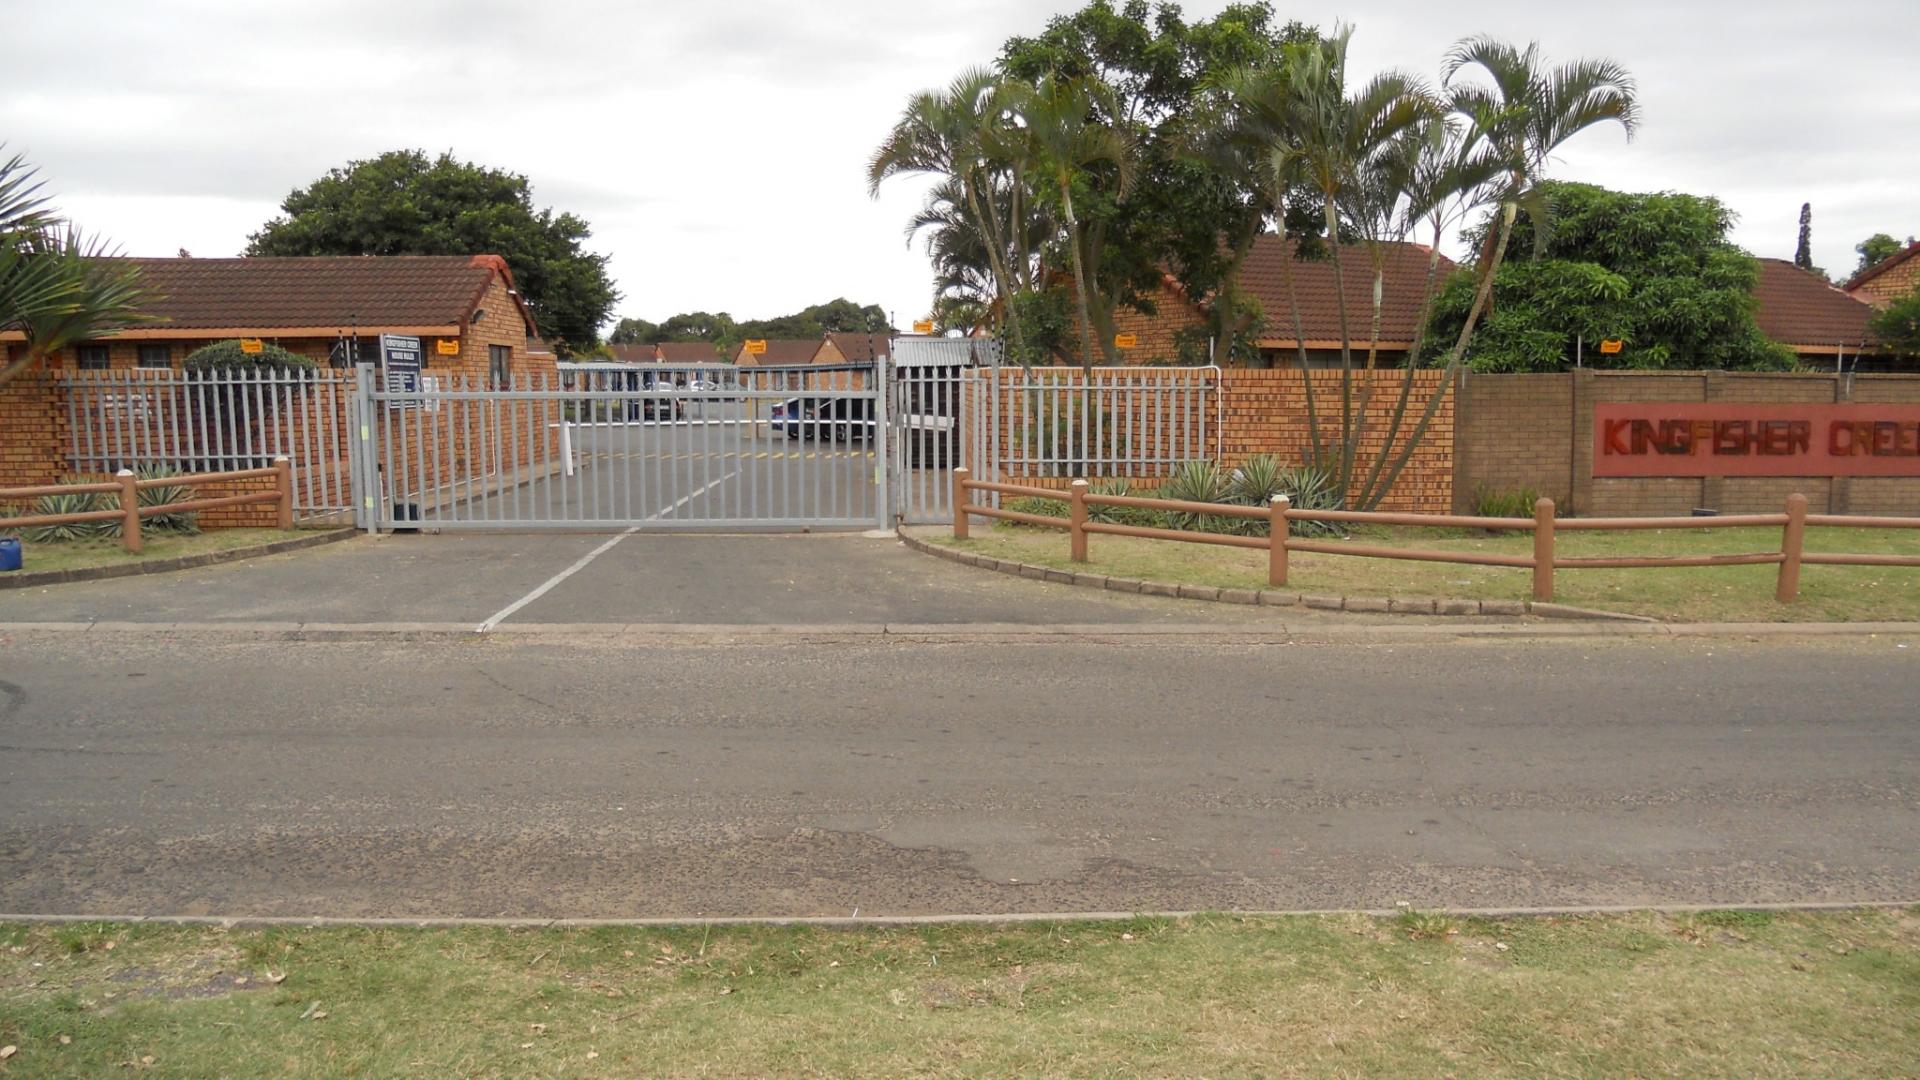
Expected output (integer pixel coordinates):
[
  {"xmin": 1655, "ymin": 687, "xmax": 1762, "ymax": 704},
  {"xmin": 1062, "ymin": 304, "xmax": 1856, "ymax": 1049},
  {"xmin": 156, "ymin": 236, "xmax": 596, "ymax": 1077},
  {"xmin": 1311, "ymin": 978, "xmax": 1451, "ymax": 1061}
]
[
  {"xmin": 2, "ymin": 254, "xmax": 553, "ymax": 492},
  {"xmin": 1845, "ymin": 241, "xmax": 1920, "ymax": 308},
  {"xmin": 1109, "ymin": 237, "xmax": 1452, "ymax": 368},
  {"xmin": 730, "ymin": 339, "xmax": 822, "ymax": 367},
  {"xmin": 3, "ymin": 254, "xmax": 545, "ymax": 385},
  {"xmin": 1752, "ymin": 258, "xmax": 1883, "ymax": 367},
  {"xmin": 607, "ymin": 342, "xmax": 725, "ymax": 364}
]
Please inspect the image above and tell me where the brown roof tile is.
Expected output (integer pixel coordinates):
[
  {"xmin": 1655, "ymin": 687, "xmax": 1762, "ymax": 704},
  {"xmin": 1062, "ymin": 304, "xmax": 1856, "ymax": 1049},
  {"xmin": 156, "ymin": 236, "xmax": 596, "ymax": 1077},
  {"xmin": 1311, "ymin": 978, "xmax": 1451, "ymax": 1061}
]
[
  {"xmin": 107, "ymin": 255, "xmax": 530, "ymax": 334},
  {"xmin": 655, "ymin": 341, "xmax": 723, "ymax": 363},
  {"xmin": 736, "ymin": 339, "xmax": 823, "ymax": 364},
  {"xmin": 1753, "ymin": 259, "xmax": 1876, "ymax": 351},
  {"xmin": 607, "ymin": 343, "xmax": 658, "ymax": 363},
  {"xmin": 1240, "ymin": 237, "xmax": 1453, "ymax": 346},
  {"xmin": 825, "ymin": 332, "xmax": 891, "ymax": 362}
]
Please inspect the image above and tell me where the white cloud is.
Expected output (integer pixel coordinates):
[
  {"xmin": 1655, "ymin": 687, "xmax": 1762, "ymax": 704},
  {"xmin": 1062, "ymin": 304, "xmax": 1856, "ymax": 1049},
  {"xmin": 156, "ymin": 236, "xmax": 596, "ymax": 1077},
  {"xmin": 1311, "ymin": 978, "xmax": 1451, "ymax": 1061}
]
[{"xmin": 6, "ymin": 0, "xmax": 1916, "ymax": 332}]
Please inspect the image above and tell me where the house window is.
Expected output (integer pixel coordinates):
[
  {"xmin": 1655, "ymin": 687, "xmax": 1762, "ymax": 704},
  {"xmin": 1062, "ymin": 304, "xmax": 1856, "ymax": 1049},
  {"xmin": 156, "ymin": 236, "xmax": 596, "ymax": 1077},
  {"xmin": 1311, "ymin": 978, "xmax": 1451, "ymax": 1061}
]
[
  {"xmin": 489, "ymin": 344, "xmax": 512, "ymax": 389},
  {"xmin": 76, "ymin": 344, "xmax": 111, "ymax": 370},
  {"xmin": 136, "ymin": 344, "xmax": 171, "ymax": 369}
]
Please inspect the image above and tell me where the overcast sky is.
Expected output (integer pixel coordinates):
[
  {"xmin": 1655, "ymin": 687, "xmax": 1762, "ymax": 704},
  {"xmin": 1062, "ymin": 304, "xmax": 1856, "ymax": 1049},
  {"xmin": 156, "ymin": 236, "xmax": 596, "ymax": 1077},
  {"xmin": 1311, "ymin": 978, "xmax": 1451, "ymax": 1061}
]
[{"xmin": 6, "ymin": 0, "xmax": 1915, "ymax": 335}]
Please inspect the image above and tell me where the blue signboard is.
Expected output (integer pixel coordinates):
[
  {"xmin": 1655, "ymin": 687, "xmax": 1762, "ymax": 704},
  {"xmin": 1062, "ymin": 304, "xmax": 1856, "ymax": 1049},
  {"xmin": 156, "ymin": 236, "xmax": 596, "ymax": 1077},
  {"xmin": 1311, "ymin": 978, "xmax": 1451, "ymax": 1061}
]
[{"xmin": 380, "ymin": 333, "xmax": 422, "ymax": 409}]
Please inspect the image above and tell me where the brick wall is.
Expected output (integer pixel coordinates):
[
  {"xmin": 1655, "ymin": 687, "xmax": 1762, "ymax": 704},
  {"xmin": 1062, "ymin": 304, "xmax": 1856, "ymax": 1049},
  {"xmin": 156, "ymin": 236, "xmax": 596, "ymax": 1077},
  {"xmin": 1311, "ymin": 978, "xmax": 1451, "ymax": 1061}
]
[
  {"xmin": 1455, "ymin": 370, "xmax": 1920, "ymax": 516},
  {"xmin": 1107, "ymin": 280, "xmax": 1207, "ymax": 365},
  {"xmin": 963, "ymin": 367, "xmax": 1453, "ymax": 512},
  {"xmin": 1850, "ymin": 255, "xmax": 1918, "ymax": 307}
]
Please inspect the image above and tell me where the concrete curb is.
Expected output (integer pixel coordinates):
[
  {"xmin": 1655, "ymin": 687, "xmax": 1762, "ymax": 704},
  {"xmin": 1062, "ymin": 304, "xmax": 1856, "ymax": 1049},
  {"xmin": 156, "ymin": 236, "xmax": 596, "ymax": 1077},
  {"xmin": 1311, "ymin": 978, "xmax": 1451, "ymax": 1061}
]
[
  {"xmin": 896, "ymin": 528, "xmax": 1650, "ymax": 623},
  {"xmin": 0, "ymin": 528, "xmax": 357, "ymax": 590},
  {"xmin": 0, "ymin": 899, "xmax": 1910, "ymax": 929}
]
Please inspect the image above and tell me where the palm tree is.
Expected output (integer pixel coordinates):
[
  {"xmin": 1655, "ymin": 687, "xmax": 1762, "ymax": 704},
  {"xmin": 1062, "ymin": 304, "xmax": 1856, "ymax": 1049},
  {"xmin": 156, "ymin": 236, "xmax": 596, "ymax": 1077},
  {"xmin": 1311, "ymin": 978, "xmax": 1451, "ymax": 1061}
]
[
  {"xmin": 1186, "ymin": 63, "xmax": 1294, "ymax": 368},
  {"xmin": 870, "ymin": 69, "xmax": 1034, "ymax": 356},
  {"xmin": 1278, "ymin": 28, "xmax": 1437, "ymax": 501},
  {"xmin": 1010, "ymin": 74, "xmax": 1137, "ymax": 374},
  {"xmin": 0, "ymin": 151, "xmax": 154, "ymax": 386}
]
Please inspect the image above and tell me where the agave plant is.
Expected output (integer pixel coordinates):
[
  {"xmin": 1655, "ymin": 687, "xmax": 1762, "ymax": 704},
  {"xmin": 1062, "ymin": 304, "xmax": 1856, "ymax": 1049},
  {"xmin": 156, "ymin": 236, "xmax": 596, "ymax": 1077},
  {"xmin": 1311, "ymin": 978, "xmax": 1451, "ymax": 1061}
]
[
  {"xmin": 21, "ymin": 490, "xmax": 108, "ymax": 542},
  {"xmin": 1274, "ymin": 462, "xmax": 1344, "ymax": 537},
  {"xmin": 1226, "ymin": 454, "xmax": 1285, "ymax": 507},
  {"xmin": 1157, "ymin": 460, "xmax": 1235, "ymax": 534},
  {"xmin": 136, "ymin": 465, "xmax": 200, "ymax": 534}
]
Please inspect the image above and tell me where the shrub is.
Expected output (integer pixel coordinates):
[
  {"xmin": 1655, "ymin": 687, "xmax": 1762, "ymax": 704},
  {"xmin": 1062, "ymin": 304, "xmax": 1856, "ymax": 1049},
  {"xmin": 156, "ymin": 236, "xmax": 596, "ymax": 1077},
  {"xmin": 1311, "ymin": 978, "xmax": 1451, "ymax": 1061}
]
[
  {"xmin": 1473, "ymin": 486, "xmax": 1544, "ymax": 520},
  {"xmin": 136, "ymin": 466, "xmax": 200, "ymax": 534},
  {"xmin": 19, "ymin": 491, "xmax": 110, "ymax": 542},
  {"xmin": 1005, "ymin": 495, "xmax": 1068, "ymax": 520},
  {"xmin": 1158, "ymin": 460, "xmax": 1237, "ymax": 534},
  {"xmin": 1273, "ymin": 462, "xmax": 1343, "ymax": 537},
  {"xmin": 182, "ymin": 340, "xmax": 318, "ymax": 374}
]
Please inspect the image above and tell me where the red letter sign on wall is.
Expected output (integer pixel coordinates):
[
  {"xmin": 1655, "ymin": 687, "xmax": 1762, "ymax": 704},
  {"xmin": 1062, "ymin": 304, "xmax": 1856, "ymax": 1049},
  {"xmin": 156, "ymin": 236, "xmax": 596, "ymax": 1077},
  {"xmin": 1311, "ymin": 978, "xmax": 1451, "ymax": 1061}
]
[{"xmin": 1594, "ymin": 403, "xmax": 1920, "ymax": 478}]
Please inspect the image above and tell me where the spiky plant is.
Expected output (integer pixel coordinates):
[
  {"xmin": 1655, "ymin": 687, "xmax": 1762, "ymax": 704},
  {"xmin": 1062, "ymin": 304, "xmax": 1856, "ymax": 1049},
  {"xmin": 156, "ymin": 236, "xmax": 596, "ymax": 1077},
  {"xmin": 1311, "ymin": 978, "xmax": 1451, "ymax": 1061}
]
[
  {"xmin": 136, "ymin": 465, "xmax": 200, "ymax": 534},
  {"xmin": 21, "ymin": 491, "xmax": 108, "ymax": 542}
]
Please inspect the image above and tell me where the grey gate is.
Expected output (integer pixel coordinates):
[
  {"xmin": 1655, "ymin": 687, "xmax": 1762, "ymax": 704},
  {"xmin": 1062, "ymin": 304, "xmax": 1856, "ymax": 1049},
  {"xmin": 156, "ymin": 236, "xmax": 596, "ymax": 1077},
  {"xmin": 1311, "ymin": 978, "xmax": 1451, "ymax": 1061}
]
[
  {"xmin": 352, "ymin": 361, "xmax": 887, "ymax": 531},
  {"xmin": 889, "ymin": 336, "xmax": 1000, "ymax": 524}
]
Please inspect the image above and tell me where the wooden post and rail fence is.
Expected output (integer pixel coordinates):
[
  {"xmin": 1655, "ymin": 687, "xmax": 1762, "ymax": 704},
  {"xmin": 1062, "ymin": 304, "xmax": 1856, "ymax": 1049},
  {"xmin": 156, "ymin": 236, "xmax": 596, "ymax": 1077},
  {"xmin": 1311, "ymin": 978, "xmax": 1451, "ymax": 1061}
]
[
  {"xmin": 951, "ymin": 467, "xmax": 1920, "ymax": 605},
  {"xmin": 0, "ymin": 458, "xmax": 294, "ymax": 555}
]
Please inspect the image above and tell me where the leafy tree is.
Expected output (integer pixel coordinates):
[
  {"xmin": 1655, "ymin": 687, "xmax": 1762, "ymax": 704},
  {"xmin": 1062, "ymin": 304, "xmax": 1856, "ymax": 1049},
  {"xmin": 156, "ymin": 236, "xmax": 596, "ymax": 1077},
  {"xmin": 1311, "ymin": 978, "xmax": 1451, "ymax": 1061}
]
[
  {"xmin": 182, "ymin": 339, "xmax": 316, "ymax": 373},
  {"xmin": 1425, "ymin": 182, "xmax": 1793, "ymax": 372},
  {"xmin": 608, "ymin": 317, "xmax": 658, "ymax": 345},
  {"xmin": 1794, "ymin": 202, "xmax": 1813, "ymax": 271},
  {"xmin": 1855, "ymin": 232, "xmax": 1905, "ymax": 276},
  {"xmin": 247, "ymin": 150, "xmax": 618, "ymax": 354},
  {"xmin": 1870, "ymin": 286, "xmax": 1920, "ymax": 359},
  {"xmin": 0, "ymin": 150, "xmax": 154, "ymax": 385}
]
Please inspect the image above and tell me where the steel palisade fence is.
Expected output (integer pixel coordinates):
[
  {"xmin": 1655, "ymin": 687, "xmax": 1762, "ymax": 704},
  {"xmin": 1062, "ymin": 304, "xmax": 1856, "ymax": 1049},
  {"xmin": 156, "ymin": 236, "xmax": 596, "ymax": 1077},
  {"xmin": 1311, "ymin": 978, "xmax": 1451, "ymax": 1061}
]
[
  {"xmin": 969, "ymin": 366, "xmax": 1222, "ymax": 492},
  {"xmin": 59, "ymin": 368, "xmax": 354, "ymax": 524}
]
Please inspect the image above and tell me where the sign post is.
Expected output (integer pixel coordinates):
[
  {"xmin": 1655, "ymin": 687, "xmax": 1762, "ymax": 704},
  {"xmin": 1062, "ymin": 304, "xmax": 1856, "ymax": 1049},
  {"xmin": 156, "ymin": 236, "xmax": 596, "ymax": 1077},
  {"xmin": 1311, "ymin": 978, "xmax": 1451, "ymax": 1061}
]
[{"xmin": 379, "ymin": 333, "xmax": 423, "ymax": 410}]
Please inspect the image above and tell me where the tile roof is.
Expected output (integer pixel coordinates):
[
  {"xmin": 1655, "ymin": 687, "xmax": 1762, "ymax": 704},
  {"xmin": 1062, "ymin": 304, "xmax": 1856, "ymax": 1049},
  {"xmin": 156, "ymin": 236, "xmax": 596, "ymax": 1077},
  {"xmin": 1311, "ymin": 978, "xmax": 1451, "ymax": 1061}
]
[
  {"xmin": 1753, "ymin": 259, "xmax": 1877, "ymax": 351},
  {"xmin": 825, "ymin": 332, "xmax": 892, "ymax": 362},
  {"xmin": 1239, "ymin": 237, "xmax": 1454, "ymax": 346},
  {"xmin": 103, "ymin": 255, "xmax": 530, "ymax": 334},
  {"xmin": 735, "ymin": 339, "xmax": 823, "ymax": 364},
  {"xmin": 1843, "ymin": 240, "xmax": 1920, "ymax": 294},
  {"xmin": 607, "ymin": 343, "xmax": 658, "ymax": 363},
  {"xmin": 655, "ymin": 341, "xmax": 723, "ymax": 363}
]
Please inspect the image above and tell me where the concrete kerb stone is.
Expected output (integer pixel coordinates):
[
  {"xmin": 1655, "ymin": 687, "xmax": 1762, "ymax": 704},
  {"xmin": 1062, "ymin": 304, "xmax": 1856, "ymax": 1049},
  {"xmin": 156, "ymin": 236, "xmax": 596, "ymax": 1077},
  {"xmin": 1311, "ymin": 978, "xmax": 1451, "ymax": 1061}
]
[{"xmin": 0, "ymin": 528, "xmax": 357, "ymax": 591}]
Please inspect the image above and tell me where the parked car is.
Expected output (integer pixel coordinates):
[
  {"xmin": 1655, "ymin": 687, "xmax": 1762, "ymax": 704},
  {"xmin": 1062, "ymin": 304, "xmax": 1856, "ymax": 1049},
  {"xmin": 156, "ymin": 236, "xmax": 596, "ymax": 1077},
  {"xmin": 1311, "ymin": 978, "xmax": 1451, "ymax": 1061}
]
[{"xmin": 818, "ymin": 397, "xmax": 876, "ymax": 442}]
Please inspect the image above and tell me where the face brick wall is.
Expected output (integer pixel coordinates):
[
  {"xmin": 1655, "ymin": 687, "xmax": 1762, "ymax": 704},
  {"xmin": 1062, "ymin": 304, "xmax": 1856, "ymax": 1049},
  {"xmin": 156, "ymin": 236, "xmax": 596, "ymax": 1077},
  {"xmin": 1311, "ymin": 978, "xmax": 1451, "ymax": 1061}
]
[{"xmin": 1455, "ymin": 370, "xmax": 1920, "ymax": 516}]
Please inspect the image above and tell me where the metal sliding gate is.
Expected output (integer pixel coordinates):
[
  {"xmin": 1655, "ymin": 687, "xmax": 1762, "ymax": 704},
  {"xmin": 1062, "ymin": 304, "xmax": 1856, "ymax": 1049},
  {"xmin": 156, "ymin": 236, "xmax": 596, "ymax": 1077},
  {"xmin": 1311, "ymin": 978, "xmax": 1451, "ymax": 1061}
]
[{"xmin": 353, "ymin": 362, "xmax": 887, "ymax": 531}]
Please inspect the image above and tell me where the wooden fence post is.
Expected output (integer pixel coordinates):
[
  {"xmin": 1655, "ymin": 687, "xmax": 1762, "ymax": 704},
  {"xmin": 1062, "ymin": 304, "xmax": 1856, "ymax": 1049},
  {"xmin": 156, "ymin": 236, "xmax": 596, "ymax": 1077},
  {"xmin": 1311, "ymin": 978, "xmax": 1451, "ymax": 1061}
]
[
  {"xmin": 952, "ymin": 467, "xmax": 970, "ymax": 539},
  {"xmin": 1532, "ymin": 497, "xmax": 1555, "ymax": 602},
  {"xmin": 1069, "ymin": 479, "xmax": 1089, "ymax": 562},
  {"xmin": 1269, "ymin": 495, "xmax": 1290, "ymax": 587},
  {"xmin": 117, "ymin": 469, "xmax": 142, "ymax": 554},
  {"xmin": 1777, "ymin": 492, "xmax": 1807, "ymax": 603},
  {"xmin": 273, "ymin": 456, "xmax": 294, "ymax": 530}
]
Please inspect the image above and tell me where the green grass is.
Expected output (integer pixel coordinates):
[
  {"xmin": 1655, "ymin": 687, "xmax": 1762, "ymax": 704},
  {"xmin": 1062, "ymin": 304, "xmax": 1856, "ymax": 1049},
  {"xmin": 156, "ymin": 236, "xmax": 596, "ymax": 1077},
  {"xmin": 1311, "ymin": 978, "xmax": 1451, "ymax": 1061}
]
[
  {"xmin": 0, "ymin": 529, "xmax": 313, "ymax": 576},
  {"xmin": 929, "ymin": 523, "xmax": 1920, "ymax": 622},
  {"xmin": 0, "ymin": 911, "xmax": 1915, "ymax": 1077}
]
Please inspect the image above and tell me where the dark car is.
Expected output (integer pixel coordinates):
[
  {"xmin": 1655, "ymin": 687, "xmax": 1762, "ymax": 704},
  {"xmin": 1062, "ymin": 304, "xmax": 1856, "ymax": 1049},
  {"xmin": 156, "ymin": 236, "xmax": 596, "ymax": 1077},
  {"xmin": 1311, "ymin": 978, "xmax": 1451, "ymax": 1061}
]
[{"xmin": 817, "ymin": 397, "xmax": 876, "ymax": 442}]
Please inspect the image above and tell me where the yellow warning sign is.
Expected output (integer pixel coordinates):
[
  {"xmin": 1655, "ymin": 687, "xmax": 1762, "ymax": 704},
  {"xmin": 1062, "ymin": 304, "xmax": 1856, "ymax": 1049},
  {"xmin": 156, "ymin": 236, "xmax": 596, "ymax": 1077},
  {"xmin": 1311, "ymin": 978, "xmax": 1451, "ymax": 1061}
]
[
  {"xmin": 1114, "ymin": 333, "xmax": 1138, "ymax": 349},
  {"xmin": 436, "ymin": 338, "xmax": 461, "ymax": 356},
  {"xmin": 912, "ymin": 319, "xmax": 935, "ymax": 335},
  {"xmin": 239, "ymin": 338, "xmax": 264, "ymax": 354},
  {"xmin": 1599, "ymin": 338, "xmax": 1624, "ymax": 354},
  {"xmin": 745, "ymin": 339, "xmax": 768, "ymax": 355}
]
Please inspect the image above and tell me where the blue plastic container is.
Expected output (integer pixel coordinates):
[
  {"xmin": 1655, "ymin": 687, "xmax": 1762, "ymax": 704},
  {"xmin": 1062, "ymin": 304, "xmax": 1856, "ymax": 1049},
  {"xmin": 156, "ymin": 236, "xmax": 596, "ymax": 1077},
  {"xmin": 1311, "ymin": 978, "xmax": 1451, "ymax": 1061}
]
[{"xmin": 0, "ymin": 537, "xmax": 21, "ymax": 572}]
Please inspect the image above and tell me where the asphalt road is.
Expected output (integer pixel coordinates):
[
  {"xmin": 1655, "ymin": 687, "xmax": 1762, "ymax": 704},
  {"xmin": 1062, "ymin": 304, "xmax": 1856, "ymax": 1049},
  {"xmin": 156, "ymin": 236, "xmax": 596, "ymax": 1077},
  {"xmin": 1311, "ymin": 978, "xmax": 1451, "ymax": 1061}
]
[
  {"xmin": 2, "ymin": 631, "xmax": 1914, "ymax": 918},
  {"xmin": 419, "ymin": 402, "xmax": 887, "ymax": 527}
]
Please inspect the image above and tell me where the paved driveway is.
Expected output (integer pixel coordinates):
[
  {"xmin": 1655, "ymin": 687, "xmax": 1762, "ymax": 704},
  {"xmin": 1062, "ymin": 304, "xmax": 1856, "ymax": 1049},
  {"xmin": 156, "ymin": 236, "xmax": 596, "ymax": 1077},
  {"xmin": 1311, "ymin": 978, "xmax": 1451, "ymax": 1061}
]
[{"xmin": 0, "ymin": 532, "xmax": 1304, "ymax": 627}]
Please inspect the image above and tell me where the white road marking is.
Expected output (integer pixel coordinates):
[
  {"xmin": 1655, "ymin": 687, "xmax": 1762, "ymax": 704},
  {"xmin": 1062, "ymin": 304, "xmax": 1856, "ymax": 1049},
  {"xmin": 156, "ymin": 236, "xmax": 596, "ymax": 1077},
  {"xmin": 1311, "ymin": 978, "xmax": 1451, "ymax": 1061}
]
[{"xmin": 474, "ymin": 468, "xmax": 739, "ymax": 633}]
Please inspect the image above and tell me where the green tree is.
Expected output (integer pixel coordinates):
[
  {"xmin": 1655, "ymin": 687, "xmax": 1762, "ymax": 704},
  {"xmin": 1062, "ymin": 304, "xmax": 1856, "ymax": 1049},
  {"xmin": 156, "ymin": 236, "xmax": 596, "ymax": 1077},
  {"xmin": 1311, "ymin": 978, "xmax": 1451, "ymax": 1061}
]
[
  {"xmin": 1855, "ymin": 233, "xmax": 1905, "ymax": 276},
  {"xmin": 1870, "ymin": 287, "xmax": 1920, "ymax": 359},
  {"xmin": 608, "ymin": 317, "xmax": 659, "ymax": 345},
  {"xmin": 1794, "ymin": 202, "xmax": 1814, "ymax": 272},
  {"xmin": 247, "ymin": 150, "xmax": 618, "ymax": 354},
  {"xmin": 0, "ymin": 150, "xmax": 154, "ymax": 386},
  {"xmin": 1424, "ymin": 183, "xmax": 1795, "ymax": 373}
]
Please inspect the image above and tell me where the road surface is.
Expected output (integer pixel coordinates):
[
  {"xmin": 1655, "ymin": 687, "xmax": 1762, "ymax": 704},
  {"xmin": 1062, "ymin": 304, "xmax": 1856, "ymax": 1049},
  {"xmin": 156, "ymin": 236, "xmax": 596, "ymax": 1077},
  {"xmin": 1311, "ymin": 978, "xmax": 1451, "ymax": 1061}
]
[{"xmin": 2, "ymin": 630, "xmax": 1913, "ymax": 918}]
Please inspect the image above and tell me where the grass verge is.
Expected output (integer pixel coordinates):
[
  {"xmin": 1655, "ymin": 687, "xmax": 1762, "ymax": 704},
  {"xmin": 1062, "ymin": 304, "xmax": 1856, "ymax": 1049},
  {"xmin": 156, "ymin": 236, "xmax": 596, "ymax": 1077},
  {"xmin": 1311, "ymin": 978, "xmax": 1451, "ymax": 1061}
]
[
  {"xmin": 0, "ymin": 529, "xmax": 313, "ymax": 576},
  {"xmin": 926, "ymin": 523, "xmax": 1920, "ymax": 622},
  {"xmin": 1, "ymin": 910, "xmax": 1916, "ymax": 1077}
]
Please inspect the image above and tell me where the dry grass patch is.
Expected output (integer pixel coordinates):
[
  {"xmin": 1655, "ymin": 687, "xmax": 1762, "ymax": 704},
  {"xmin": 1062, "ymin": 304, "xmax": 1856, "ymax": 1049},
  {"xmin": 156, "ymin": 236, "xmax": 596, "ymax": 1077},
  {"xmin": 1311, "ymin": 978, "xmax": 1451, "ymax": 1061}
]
[
  {"xmin": 0, "ymin": 529, "xmax": 316, "ymax": 576},
  {"xmin": 928, "ymin": 523, "xmax": 1920, "ymax": 622},
  {"xmin": 1, "ymin": 909, "xmax": 1916, "ymax": 1077}
]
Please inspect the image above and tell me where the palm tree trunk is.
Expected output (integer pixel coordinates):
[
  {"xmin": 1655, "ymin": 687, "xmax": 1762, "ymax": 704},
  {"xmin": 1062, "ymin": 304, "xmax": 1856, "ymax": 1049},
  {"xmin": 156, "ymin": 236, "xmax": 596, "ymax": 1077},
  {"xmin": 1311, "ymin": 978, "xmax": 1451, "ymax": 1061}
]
[
  {"xmin": 964, "ymin": 170, "xmax": 1025, "ymax": 361},
  {"xmin": 1354, "ymin": 224, "xmax": 1444, "ymax": 509},
  {"xmin": 1061, "ymin": 176, "xmax": 1097, "ymax": 375},
  {"xmin": 1277, "ymin": 217, "xmax": 1323, "ymax": 465},
  {"xmin": 1367, "ymin": 198, "xmax": 1519, "ymax": 508},
  {"xmin": 1323, "ymin": 196, "xmax": 1357, "ymax": 508}
]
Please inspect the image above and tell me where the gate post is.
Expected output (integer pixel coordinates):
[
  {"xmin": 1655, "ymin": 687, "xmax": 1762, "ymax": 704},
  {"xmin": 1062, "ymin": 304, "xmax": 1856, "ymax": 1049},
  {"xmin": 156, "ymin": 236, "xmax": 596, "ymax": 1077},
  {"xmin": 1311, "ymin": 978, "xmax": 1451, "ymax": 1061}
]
[
  {"xmin": 873, "ymin": 357, "xmax": 892, "ymax": 529},
  {"xmin": 952, "ymin": 468, "xmax": 970, "ymax": 539},
  {"xmin": 1069, "ymin": 479, "xmax": 1089, "ymax": 562},
  {"xmin": 351, "ymin": 364, "xmax": 378, "ymax": 534}
]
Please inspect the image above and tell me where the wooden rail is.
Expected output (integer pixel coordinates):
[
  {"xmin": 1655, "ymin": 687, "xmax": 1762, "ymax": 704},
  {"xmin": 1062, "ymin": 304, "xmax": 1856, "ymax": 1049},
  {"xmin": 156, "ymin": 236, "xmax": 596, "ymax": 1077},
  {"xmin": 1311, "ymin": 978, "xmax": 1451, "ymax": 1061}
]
[
  {"xmin": 1, "ymin": 458, "xmax": 293, "ymax": 554},
  {"xmin": 949, "ymin": 469, "xmax": 1920, "ymax": 604}
]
